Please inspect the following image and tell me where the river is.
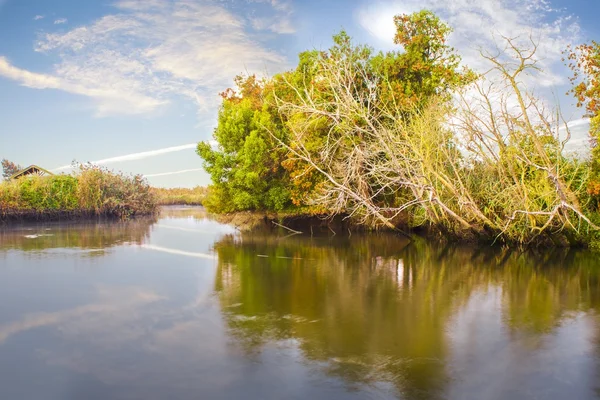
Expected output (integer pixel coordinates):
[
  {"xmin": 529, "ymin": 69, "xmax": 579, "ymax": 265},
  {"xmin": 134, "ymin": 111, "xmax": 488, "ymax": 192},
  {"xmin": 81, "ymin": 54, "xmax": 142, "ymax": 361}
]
[{"xmin": 0, "ymin": 206, "xmax": 599, "ymax": 400}]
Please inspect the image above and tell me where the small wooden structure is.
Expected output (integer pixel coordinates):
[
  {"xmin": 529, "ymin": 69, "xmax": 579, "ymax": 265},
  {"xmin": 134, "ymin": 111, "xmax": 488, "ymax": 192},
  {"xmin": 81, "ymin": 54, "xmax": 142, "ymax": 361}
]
[{"xmin": 9, "ymin": 165, "xmax": 54, "ymax": 180}]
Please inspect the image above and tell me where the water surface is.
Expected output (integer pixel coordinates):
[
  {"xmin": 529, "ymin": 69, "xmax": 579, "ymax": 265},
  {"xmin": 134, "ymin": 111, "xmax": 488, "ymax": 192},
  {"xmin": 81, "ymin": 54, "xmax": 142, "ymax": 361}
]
[{"xmin": 0, "ymin": 207, "xmax": 599, "ymax": 399}]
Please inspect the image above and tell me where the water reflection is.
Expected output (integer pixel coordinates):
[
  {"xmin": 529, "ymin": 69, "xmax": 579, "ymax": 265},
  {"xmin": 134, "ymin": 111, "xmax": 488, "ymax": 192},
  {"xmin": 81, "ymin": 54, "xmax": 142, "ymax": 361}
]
[
  {"xmin": 0, "ymin": 209, "xmax": 599, "ymax": 399},
  {"xmin": 0, "ymin": 286, "xmax": 165, "ymax": 345},
  {"xmin": 0, "ymin": 218, "xmax": 155, "ymax": 255},
  {"xmin": 213, "ymin": 233, "xmax": 600, "ymax": 399}
]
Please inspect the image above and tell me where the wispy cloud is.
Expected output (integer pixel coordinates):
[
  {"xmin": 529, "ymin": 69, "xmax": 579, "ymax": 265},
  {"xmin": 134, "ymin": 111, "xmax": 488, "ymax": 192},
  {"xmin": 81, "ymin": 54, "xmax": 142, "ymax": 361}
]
[
  {"xmin": 0, "ymin": 56, "xmax": 164, "ymax": 116},
  {"xmin": 144, "ymin": 168, "xmax": 204, "ymax": 178},
  {"xmin": 52, "ymin": 143, "xmax": 198, "ymax": 171},
  {"xmin": 0, "ymin": 0, "xmax": 291, "ymax": 117},
  {"xmin": 249, "ymin": 0, "xmax": 295, "ymax": 34},
  {"xmin": 251, "ymin": 17, "xmax": 295, "ymax": 34},
  {"xmin": 53, "ymin": 18, "xmax": 68, "ymax": 25},
  {"xmin": 356, "ymin": 0, "xmax": 581, "ymax": 87},
  {"xmin": 33, "ymin": 15, "xmax": 45, "ymax": 21}
]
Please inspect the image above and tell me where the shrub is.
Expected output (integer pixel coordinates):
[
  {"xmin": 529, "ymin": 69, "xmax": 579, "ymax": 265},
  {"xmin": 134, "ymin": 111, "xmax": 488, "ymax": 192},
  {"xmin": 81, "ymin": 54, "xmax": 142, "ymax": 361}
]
[{"xmin": 0, "ymin": 165, "xmax": 157, "ymax": 221}]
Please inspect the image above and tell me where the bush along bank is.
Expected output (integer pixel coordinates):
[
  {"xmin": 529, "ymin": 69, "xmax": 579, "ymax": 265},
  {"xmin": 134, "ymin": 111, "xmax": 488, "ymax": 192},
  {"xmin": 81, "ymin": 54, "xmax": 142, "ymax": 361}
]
[{"xmin": 0, "ymin": 165, "xmax": 158, "ymax": 222}]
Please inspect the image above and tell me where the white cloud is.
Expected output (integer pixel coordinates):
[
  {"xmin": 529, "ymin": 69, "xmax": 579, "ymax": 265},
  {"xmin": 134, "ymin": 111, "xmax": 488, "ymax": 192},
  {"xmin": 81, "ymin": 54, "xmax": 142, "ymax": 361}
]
[
  {"xmin": 0, "ymin": 0, "xmax": 291, "ymax": 117},
  {"xmin": 33, "ymin": 15, "xmax": 44, "ymax": 21},
  {"xmin": 355, "ymin": 0, "xmax": 581, "ymax": 87},
  {"xmin": 249, "ymin": 0, "xmax": 295, "ymax": 34},
  {"xmin": 0, "ymin": 56, "xmax": 165, "ymax": 116},
  {"xmin": 52, "ymin": 143, "xmax": 198, "ymax": 171},
  {"xmin": 54, "ymin": 18, "xmax": 68, "ymax": 24},
  {"xmin": 251, "ymin": 17, "xmax": 295, "ymax": 34},
  {"xmin": 248, "ymin": 0, "xmax": 296, "ymax": 34},
  {"xmin": 562, "ymin": 118, "xmax": 591, "ymax": 154}
]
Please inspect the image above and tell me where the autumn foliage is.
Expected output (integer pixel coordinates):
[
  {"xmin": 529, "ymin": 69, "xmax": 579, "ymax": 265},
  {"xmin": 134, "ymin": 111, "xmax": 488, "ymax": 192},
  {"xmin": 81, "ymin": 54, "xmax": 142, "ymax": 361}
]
[
  {"xmin": 566, "ymin": 41, "xmax": 600, "ymax": 208},
  {"xmin": 198, "ymin": 10, "xmax": 470, "ymax": 215}
]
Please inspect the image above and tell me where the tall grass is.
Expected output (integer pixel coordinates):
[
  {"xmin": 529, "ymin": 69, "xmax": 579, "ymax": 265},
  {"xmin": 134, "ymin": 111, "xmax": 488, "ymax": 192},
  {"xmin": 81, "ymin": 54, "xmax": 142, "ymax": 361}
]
[
  {"xmin": 151, "ymin": 186, "xmax": 208, "ymax": 206},
  {"xmin": 0, "ymin": 165, "xmax": 157, "ymax": 221}
]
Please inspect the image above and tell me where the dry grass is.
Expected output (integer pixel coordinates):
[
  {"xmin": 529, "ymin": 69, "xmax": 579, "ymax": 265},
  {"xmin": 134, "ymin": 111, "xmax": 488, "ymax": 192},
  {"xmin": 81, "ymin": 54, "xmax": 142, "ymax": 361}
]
[{"xmin": 151, "ymin": 186, "xmax": 208, "ymax": 206}]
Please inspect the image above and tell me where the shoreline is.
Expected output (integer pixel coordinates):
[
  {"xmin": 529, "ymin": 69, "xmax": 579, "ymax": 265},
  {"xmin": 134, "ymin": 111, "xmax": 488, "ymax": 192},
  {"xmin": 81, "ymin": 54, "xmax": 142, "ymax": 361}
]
[
  {"xmin": 0, "ymin": 209, "xmax": 158, "ymax": 224},
  {"xmin": 208, "ymin": 210, "xmax": 591, "ymax": 249},
  {"xmin": 1, "ymin": 205, "xmax": 593, "ymax": 249}
]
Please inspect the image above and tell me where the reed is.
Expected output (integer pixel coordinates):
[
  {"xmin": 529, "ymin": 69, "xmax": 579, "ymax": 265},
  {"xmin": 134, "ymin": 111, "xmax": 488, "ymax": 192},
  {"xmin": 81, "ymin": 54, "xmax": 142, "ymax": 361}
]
[{"xmin": 0, "ymin": 165, "xmax": 157, "ymax": 221}]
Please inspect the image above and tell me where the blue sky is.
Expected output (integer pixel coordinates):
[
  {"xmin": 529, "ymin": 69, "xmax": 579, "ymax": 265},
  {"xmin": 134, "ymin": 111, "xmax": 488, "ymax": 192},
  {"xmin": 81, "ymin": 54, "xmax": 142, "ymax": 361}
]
[{"xmin": 0, "ymin": 0, "xmax": 598, "ymax": 188}]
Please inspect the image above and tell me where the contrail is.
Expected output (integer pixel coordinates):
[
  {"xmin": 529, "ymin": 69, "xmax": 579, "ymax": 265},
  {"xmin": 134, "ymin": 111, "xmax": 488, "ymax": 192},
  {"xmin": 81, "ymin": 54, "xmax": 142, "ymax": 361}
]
[
  {"xmin": 567, "ymin": 118, "xmax": 590, "ymax": 128},
  {"xmin": 144, "ymin": 168, "xmax": 204, "ymax": 178},
  {"xmin": 140, "ymin": 244, "xmax": 216, "ymax": 259},
  {"xmin": 52, "ymin": 143, "xmax": 198, "ymax": 171},
  {"xmin": 559, "ymin": 118, "xmax": 590, "ymax": 131}
]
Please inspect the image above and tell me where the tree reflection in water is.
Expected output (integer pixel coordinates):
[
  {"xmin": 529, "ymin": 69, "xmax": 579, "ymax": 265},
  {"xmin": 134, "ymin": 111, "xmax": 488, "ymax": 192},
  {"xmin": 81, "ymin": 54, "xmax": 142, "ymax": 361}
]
[{"xmin": 213, "ymin": 232, "xmax": 600, "ymax": 398}]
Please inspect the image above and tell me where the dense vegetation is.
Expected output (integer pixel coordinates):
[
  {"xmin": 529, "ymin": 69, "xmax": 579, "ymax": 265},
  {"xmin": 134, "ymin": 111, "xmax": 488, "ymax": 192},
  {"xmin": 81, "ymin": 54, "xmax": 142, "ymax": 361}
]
[
  {"xmin": 198, "ymin": 10, "xmax": 600, "ymax": 246},
  {"xmin": 566, "ymin": 41, "xmax": 600, "ymax": 205},
  {"xmin": 151, "ymin": 186, "xmax": 208, "ymax": 206},
  {"xmin": 0, "ymin": 165, "xmax": 157, "ymax": 221},
  {"xmin": 198, "ymin": 11, "xmax": 472, "ymax": 215}
]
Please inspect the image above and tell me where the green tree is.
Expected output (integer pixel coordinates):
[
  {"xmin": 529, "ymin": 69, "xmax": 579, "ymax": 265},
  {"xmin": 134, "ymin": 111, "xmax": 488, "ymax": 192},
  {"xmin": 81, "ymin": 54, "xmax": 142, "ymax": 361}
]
[
  {"xmin": 197, "ymin": 75, "xmax": 293, "ymax": 213},
  {"xmin": 198, "ymin": 10, "xmax": 471, "ymax": 215}
]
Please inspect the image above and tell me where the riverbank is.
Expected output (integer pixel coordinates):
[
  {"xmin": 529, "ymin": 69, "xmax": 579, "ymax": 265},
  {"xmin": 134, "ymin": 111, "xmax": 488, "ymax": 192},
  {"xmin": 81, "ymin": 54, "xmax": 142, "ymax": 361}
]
[
  {"xmin": 0, "ymin": 166, "xmax": 157, "ymax": 223},
  {"xmin": 211, "ymin": 210, "xmax": 413, "ymax": 237},
  {"xmin": 209, "ymin": 210, "xmax": 600, "ymax": 249}
]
